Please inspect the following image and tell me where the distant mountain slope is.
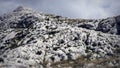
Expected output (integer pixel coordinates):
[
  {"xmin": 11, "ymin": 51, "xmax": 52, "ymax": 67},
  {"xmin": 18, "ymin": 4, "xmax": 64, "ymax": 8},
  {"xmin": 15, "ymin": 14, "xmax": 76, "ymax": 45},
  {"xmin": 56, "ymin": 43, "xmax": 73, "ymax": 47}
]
[{"xmin": 0, "ymin": 6, "xmax": 120, "ymax": 68}]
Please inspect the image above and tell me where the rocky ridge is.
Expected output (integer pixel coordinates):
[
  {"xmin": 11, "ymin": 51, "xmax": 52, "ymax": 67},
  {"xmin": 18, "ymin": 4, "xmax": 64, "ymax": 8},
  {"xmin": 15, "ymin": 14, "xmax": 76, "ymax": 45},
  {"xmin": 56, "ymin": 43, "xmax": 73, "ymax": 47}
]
[{"xmin": 0, "ymin": 6, "xmax": 120, "ymax": 68}]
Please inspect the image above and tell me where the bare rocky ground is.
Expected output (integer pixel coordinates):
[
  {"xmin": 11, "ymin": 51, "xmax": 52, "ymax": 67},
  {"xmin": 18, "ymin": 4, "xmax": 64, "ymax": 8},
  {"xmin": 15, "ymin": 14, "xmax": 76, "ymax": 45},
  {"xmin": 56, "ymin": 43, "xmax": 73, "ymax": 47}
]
[{"xmin": 0, "ymin": 6, "xmax": 120, "ymax": 68}]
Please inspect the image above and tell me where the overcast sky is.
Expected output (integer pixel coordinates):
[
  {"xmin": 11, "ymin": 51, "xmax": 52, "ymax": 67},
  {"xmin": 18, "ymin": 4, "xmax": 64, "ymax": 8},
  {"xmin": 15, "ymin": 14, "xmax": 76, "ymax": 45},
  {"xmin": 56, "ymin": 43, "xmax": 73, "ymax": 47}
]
[{"xmin": 0, "ymin": 0, "xmax": 120, "ymax": 19}]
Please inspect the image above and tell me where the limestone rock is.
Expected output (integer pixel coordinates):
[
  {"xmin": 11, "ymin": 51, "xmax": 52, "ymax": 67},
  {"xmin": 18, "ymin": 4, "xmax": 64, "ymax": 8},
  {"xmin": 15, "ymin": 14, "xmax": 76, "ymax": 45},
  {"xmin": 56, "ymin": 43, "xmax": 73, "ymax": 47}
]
[{"xmin": 0, "ymin": 6, "xmax": 120, "ymax": 68}]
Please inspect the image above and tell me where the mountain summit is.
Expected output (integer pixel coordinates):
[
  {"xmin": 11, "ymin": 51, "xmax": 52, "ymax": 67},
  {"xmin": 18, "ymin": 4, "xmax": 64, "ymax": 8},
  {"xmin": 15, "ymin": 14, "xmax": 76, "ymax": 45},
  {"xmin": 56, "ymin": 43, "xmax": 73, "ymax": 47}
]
[
  {"xmin": 0, "ymin": 6, "xmax": 120, "ymax": 68},
  {"xmin": 13, "ymin": 6, "xmax": 33, "ymax": 12}
]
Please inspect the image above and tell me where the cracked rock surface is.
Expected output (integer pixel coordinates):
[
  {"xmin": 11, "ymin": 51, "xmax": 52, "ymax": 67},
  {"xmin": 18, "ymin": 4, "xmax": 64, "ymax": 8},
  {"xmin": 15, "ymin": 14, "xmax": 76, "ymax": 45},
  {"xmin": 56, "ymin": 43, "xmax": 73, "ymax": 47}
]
[{"xmin": 0, "ymin": 6, "xmax": 120, "ymax": 68}]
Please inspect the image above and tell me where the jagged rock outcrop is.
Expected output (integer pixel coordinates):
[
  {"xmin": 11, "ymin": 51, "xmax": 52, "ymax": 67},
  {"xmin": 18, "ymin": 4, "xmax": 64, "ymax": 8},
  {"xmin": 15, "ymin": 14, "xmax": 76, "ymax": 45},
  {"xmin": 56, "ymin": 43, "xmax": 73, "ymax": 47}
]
[{"xmin": 0, "ymin": 6, "xmax": 120, "ymax": 68}]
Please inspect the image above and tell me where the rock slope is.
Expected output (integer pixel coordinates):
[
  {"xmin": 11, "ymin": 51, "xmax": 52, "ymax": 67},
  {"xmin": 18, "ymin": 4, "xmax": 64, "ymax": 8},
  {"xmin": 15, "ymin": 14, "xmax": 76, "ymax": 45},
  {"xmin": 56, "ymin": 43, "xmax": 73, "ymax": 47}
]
[{"xmin": 0, "ymin": 6, "xmax": 120, "ymax": 68}]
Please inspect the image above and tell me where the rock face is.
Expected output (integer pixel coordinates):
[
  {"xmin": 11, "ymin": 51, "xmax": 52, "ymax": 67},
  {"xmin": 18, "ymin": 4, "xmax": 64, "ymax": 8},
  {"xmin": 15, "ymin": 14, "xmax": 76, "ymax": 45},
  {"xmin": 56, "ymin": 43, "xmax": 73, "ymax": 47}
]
[{"xmin": 0, "ymin": 6, "xmax": 120, "ymax": 68}]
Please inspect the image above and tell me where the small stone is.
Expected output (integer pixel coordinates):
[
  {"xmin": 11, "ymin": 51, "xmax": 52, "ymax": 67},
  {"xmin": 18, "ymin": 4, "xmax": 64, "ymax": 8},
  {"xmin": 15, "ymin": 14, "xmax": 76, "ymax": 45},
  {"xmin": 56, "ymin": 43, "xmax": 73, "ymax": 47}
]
[
  {"xmin": 0, "ymin": 46, "xmax": 5, "ymax": 49},
  {"xmin": 50, "ymin": 56, "xmax": 55, "ymax": 62},
  {"xmin": 66, "ymin": 53, "xmax": 72, "ymax": 60},
  {"xmin": 92, "ymin": 43, "xmax": 97, "ymax": 47},
  {"xmin": 58, "ymin": 39, "xmax": 64, "ymax": 44},
  {"xmin": 0, "ymin": 58, "xmax": 4, "ymax": 63},
  {"xmin": 3, "ymin": 55, "xmax": 7, "ymax": 58},
  {"xmin": 73, "ymin": 37, "xmax": 79, "ymax": 41},
  {"xmin": 17, "ymin": 60, "xmax": 22, "ymax": 63},
  {"xmin": 36, "ymin": 51, "xmax": 42, "ymax": 55},
  {"xmin": 67, "ymin": 45, "xmax": 71, "ymax": 47},
  {"xmin": 53, "ymin": 47, "xmax": 59, "ymax": 51}
]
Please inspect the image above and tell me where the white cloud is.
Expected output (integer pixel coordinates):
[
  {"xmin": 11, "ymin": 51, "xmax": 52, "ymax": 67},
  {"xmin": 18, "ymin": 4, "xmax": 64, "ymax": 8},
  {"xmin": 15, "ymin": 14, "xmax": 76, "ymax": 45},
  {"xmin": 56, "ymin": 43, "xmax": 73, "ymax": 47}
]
[{"xmin": 0, "ymin": 0, "xmax": 120, "ymax": 19}]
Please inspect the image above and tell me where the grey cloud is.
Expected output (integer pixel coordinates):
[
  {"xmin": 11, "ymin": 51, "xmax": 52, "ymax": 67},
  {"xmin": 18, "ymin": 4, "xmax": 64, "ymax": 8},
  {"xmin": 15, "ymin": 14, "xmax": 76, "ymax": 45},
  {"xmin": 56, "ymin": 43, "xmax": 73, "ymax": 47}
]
[{"xmin": 0, "ymin": 0, "xmax": 120, "ymax": 19}]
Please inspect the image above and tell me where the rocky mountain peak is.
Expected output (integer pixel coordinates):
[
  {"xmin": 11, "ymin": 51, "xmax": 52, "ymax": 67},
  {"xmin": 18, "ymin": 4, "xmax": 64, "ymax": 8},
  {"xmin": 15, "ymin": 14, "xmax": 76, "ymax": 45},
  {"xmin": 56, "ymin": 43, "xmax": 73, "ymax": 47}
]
[
  {"xmin": 0, "ymin": 7, "xmax": 120, "ymax": 68},
  {"xmin": 13, "ymin": 6, "xmax": 34, "ymax": 12}
]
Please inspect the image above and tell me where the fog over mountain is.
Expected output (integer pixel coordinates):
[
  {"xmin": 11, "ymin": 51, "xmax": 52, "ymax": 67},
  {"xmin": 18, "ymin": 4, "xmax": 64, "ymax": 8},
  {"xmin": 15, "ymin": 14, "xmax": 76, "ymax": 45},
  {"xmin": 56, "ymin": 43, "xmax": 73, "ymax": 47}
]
[{"xmin": 0, "ymin": 0, "xmax": 120, "ymax": 19}]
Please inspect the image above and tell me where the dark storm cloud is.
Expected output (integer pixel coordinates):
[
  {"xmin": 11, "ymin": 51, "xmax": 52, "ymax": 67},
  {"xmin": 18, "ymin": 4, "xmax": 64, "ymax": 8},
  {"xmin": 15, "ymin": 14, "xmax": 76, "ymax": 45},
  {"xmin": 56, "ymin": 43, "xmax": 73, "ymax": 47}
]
[{"xmin": 0, "ymin": 0, "xmax": 120, "ymax": 19}]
